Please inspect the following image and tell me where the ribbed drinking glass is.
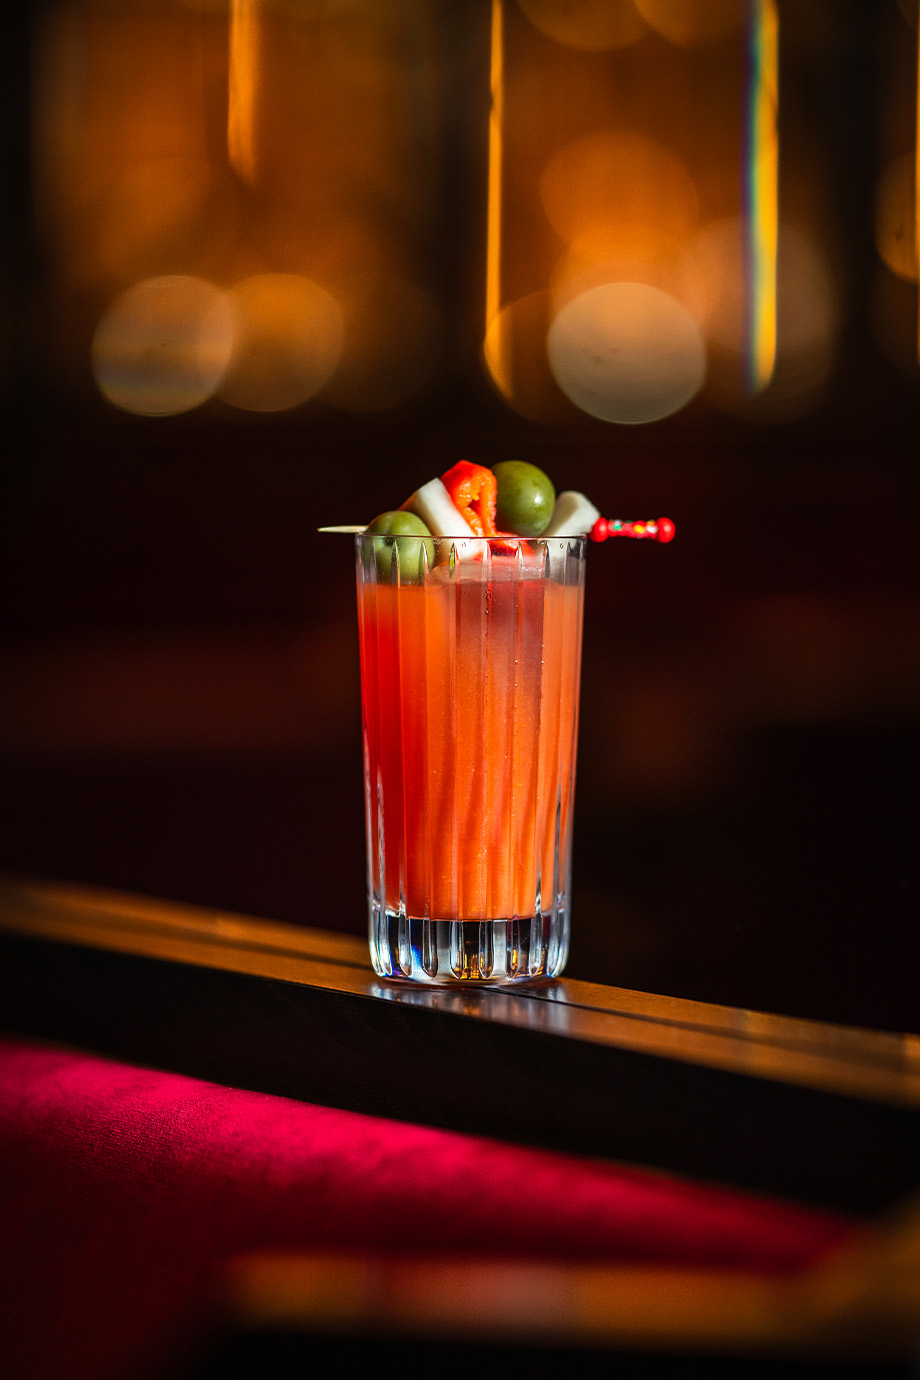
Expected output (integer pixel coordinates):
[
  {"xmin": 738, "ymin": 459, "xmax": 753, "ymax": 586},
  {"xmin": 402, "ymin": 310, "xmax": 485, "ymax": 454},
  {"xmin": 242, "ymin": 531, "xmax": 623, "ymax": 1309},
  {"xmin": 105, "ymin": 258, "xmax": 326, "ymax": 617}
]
[{"xmin": 356, "ymin": 534, "xmax": 586, "ymax": 984}]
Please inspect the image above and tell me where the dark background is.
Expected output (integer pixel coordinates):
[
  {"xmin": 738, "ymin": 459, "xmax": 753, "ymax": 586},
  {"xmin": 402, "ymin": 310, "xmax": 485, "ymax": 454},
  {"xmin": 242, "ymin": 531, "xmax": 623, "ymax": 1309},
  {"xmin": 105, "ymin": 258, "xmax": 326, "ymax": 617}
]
[{"xmin": 1, "ymin": 1, "xmax": 917, "ymax": 1034}]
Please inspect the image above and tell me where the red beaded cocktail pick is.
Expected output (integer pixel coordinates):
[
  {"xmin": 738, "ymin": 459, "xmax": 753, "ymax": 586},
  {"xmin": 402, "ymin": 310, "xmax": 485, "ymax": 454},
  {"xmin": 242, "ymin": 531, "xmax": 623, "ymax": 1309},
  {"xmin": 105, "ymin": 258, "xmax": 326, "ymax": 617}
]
[{"xmin": 589, "ymin": 517, "xmax": 675, "ymax": 543}]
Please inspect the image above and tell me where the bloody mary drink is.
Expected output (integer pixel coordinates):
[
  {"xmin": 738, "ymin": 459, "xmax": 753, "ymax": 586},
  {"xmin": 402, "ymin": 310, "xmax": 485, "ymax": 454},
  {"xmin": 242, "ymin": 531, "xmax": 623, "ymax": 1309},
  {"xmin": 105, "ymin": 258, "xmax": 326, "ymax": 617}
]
[{"xmin": 356, "ymin": 535, "xmax": 586, "ymax": 984}]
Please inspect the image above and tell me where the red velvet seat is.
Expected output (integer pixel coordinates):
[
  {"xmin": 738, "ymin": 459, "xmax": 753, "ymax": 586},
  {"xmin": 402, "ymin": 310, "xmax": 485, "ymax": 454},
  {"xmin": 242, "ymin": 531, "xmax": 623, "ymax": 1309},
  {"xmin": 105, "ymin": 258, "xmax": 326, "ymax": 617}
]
[{"xmin": 0, "ymin": 1036, "xmax": 857, "ymax": 1380}]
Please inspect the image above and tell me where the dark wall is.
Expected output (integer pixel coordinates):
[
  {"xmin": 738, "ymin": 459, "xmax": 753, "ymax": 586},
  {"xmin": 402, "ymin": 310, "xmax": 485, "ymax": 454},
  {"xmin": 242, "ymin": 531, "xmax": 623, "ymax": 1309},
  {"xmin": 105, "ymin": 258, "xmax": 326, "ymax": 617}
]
[{"xmin": 1, "ymin": 2, "xmax": 918, "ymax": 1033}]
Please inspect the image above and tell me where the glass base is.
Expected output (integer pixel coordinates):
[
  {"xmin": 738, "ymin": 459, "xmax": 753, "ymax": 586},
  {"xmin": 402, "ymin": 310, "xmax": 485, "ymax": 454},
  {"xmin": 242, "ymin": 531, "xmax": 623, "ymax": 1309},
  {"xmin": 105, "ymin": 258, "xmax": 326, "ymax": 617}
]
[{"xmin": 369, "ymin": 903, "xmax": 570, "ymax": 985}]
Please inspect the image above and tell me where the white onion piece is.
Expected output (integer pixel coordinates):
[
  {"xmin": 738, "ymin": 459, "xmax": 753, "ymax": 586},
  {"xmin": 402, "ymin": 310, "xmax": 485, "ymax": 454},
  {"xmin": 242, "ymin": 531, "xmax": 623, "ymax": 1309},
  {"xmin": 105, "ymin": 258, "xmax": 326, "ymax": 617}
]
[
  {"xmin": 542, "ymin": 490, "xmax": 600, "ymax": 536},
  {"xmin": 402, "ymin": 477, "xmax": 475, "ymax": 537}
]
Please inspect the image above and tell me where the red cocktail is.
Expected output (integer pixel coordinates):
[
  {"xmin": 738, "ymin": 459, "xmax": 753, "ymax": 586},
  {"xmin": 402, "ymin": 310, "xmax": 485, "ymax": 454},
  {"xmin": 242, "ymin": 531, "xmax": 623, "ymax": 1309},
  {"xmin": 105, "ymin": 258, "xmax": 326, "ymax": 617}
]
[{"xmin": 356, "ymin": 536, "xmax": 586, "ymax": 984}]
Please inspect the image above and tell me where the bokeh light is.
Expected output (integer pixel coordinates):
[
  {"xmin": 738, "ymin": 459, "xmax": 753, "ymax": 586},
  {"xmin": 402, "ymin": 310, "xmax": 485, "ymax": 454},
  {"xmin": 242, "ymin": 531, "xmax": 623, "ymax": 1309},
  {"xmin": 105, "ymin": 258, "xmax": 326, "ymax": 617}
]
[
  {"xmin": 217, "ymin": 274, "xmax": 344, "ymax": 413},
  {"xmin": 633, "ymin": 0, "xmax": 746, "ymax": 47},
  {"xmin": 483, "ymin": 291, "xmax": 581, "ymax": 424},
  {"xmin": 547, "ymin": 281, "xmax": 706, "ymax": 423},
  {"xmin": 89, "ymin": 158, "xmax": 239, "ymax": 285},
  {"xmin": 322, "ymin": 273, "xmax": 443, "ymax": 413},
  {"xmin": 516, "ymin": 0, "xmax": 647, "ymax": 51},
  {"xmin": 551, "ymin": 223, "xmax": 686, "ymax": 309},
  {"xmin": 34, "ymin": 0, "xmax": 441, "ymax": 408},
  {"xmin": 680, "ymin": 218, "xmax": 838, "ymax": 418},
  {"xmin": 874, "ymin": 153, "xmax": 918, "ymax": 283},
  {"xmin": 91, "ymin": 275, "xmax": 234, "ymax": 416},
  {"xmin": 540, "ymin": 132, "xmax": 699, "ymax": 248}
]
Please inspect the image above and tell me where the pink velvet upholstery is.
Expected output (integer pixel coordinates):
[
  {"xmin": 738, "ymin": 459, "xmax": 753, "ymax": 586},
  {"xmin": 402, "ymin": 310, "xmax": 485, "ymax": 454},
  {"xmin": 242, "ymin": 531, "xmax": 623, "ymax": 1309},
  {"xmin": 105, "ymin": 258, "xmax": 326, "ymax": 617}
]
[{"xmin": 0, "ymin": 1036, "xmax": 858, "ymax": 1380}]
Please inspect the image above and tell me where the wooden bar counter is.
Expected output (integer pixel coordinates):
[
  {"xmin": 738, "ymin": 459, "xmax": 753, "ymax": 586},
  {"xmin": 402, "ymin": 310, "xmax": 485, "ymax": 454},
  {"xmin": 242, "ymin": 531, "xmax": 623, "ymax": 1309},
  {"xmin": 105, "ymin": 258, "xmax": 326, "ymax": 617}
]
[{"xmin": 1, "ymin": 875, "xmax": 918, "ymax": 1374}]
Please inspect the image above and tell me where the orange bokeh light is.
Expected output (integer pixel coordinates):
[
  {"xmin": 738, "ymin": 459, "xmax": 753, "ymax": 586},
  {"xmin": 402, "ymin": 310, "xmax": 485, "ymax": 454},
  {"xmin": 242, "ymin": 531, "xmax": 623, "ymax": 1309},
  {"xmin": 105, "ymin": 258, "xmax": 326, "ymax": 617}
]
[
  {"xmin": 875, "ymin": 154, "xmax": 918, "ymax": 283},
  {"xmin": 517, "ymin": 0, "xmax": 647, "ymax": 51},
  {"xmin": 217, "ymin": 274, "xmax": 344, "ymax": 414},
  {"xmin": 540, "ymin": 131, "xmax": 699, "ymax": 249},
  {"xmin": 34, "ymin": 0, "xmax": 442, "ymax": 413},
  {"xmin": 633, "ymin": 0, "xmax": 746, "ymax": 48}
]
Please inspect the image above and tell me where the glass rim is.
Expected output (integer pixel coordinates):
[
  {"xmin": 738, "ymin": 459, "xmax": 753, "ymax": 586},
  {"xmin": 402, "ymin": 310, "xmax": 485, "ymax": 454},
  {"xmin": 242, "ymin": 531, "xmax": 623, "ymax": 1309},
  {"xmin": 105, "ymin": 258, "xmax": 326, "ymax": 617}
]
[{"xmin": 353, "ymin": 532, "xmax": 588, "ymax": 546}]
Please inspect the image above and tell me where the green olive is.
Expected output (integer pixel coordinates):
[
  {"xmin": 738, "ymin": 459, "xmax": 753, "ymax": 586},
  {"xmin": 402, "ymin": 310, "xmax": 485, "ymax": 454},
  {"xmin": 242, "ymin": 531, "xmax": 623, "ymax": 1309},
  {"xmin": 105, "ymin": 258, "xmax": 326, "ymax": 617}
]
[
  {"xmin": 492, "ymin": 461, "xmax": 555, "ymax": 537},
  {"xmin": 365, "ymin": 510, "xmax": 434, "ymax": 582},
  {"xmin": 366, "ymin": 510, "xmax": 431, "ymax": 538}
]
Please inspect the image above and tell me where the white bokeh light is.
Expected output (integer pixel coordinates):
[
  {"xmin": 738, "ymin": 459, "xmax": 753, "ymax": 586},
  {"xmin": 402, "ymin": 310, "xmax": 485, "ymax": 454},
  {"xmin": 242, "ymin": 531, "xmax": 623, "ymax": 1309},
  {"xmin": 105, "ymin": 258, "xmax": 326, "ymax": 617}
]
[
  {"xmin": 91, "ymin": 275, "xmax": 234, "ymax": 416},
  {"xmin": 547, "ymin": 281, "xmax": 706, "ymax": 423}
]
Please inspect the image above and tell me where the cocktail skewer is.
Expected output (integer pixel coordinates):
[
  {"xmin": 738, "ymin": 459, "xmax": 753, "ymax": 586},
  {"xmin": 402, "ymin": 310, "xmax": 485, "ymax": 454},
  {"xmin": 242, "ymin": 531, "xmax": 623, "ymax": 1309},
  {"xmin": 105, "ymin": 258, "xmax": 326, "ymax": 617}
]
[
  {"xmin": 320, "ymin": 519, "xmax": 676, "ymax": 542},
  {"xmin": 590, "ymin": 517, "xmax": 675, "ymax": 543}
]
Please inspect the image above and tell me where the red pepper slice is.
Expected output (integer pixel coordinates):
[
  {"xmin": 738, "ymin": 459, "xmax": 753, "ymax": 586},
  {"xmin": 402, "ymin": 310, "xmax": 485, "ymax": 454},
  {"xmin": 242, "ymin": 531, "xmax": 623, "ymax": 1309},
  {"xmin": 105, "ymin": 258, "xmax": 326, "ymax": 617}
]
[{"xmin": 440, "ymin": 461, "xmax": 500, "ymax": 539}]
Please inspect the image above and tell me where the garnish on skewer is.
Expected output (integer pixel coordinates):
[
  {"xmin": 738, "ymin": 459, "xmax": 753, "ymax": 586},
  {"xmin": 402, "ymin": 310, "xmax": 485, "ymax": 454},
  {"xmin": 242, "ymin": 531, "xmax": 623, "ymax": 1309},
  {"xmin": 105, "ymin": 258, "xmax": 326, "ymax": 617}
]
[{"xmin": 319, "ymin": 462, "xmax": 675, "ymax": 547}]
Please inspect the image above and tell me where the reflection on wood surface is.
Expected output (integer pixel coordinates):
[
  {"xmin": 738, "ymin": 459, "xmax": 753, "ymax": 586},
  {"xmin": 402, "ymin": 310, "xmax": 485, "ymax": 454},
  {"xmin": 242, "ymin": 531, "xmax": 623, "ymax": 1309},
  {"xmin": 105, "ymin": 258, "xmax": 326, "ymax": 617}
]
[
  {"xmin": 2, "ymin": 873, "xmax": 918, "ymax": 1221},
  {"xmin": 1, "ymin": 874, "xmax": 917, "ymax": 1109}
]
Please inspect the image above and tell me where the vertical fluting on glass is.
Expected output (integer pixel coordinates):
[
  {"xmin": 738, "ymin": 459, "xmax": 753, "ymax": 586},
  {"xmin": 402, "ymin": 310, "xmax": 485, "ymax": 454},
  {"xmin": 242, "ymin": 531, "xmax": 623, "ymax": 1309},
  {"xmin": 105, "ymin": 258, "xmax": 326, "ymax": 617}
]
[
  {"xmin": 550, "ymin": 549, "xmax": 567, "ymax": 971},
  {"xmin": 356, "ymin": 539, "xmax": 374, "ymax": 954},
  {"xmin": 418, "ymin": 538, "xmax": 437, "ymax": 977},
  {"xmin": 525, "ymin": 541, "xmax": 546, "ymax": 976},
  {"xmin": 357, "ymin": 537, "xmax": 385, "ymax": 976},
  {"xmin": 478, "ymin": 541, "xmax": 495, "ymax": 978},
  {"xmin": 445, "ymin": 543, "xmax": 460, "ymax": 962},
  {"xmin": 393, "ymin": 542, "xmax": 411, "ymax": 976},
  {"xmin": 530, "ymin": 542, "xmax": 549, "ymax": 949},
  {"xmin": 375, "ymin": 768, "xmax": 390, "ymax": 975},
  {"xmin": 391, "ymin": 541, "xmax": 411, "ymax": 976},
  {"xmin": 559, "ymin": 542, "xmax": 584, "ymax": 973},
  {"xmin": 535, "ymin": 543, "xmax": 557, "ymax": 976},
  {"xmin": 476, "ymin": 543, "xmax": 491, "ymax": 936},
  {"xmin": 378, "ymin": 542, "xmax": 393, "ymax": 977},
  {"xmin": 506, "ymin": 541, "xmax": 524, "ymax": 978},
  {"xmin": 356, "ymin": 534, "xmax": 585, "ymax": 985}
]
